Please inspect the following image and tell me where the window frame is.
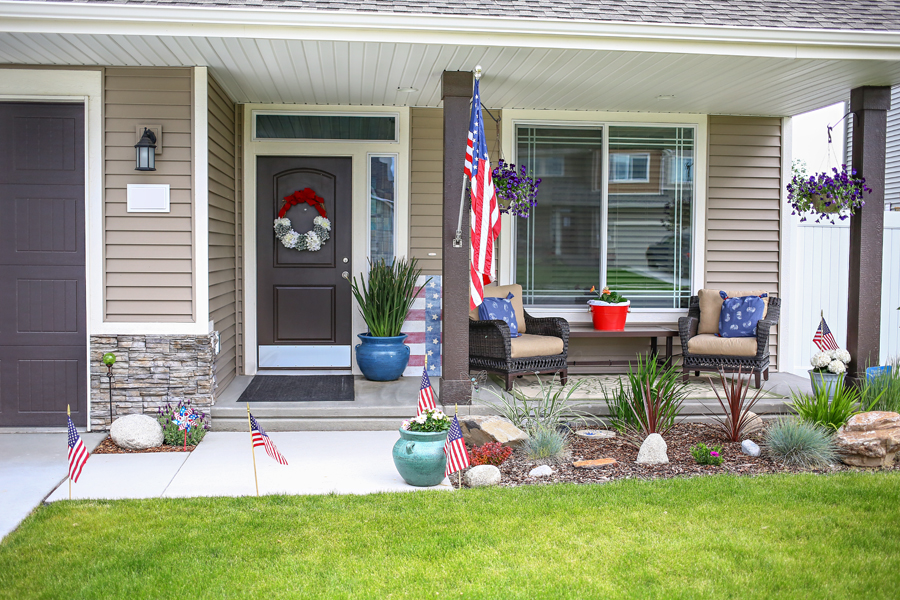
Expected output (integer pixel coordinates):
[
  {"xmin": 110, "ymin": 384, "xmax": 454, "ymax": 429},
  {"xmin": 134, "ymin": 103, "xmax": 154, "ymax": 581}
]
[
  {"xmin": 609, "ymin": 151, "xmax": 651, "ymax": 184},
  {"xmin": 251, "ymin": 110, "xmax": 400, "ymax": 143},
  {"xmin": 367, "ymin": 152, "xmax": 399, "ymax": 263}
]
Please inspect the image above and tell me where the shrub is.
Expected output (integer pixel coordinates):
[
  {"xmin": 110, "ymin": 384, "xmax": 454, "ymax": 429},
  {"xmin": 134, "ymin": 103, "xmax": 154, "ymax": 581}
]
[
  {"xmin": 764, "ymin": 417, "xmax": 836, "ymax": 469},
  {"xmin": 468, "ymin": 442, "xmax": 513, "ymax": 466},
  {"xmin": 482, "ymin": 374, "xmax": 594, "ymax": 434},
  {"xmin": 347, "ymin": 257, "xmax": 430, "ymax": 337},
  {"xmin": 523, "ymin": 425, "xmax": 568, "ymax": 461},
  {"xmin": 708, "ymin": 368, "xmax": 765, "ymax": 442},
  {"xmin": 603, "ymin": 354, "xmax": 687, "ymax": 438},
  {"xmin": 401, "ymin": 408, "xmax": 450, "ymax": 433},
  {"xmin": 861, "ymin": 359, "xmax": 900, "ymax": 413},
  {"xmin": 690, "ymin": 443, "xmax": 724, "ymax": 466},
  {"xmin": 789, "ymin": 380, "xmax": 876, "ymax": 431},
  {"xmin": 156, "ymin": 400, "xmax": 210, "ymax": 447}
]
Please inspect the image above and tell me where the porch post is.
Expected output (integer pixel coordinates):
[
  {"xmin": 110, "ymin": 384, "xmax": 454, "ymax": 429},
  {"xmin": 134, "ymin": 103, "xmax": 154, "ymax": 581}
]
[
  {"xmin": 847, "ymin": 86, "xmax": 891, "ymax": 382},
  {"xmin": 440, "ymin": 70, "xmax": 473, "ymax": 406}
]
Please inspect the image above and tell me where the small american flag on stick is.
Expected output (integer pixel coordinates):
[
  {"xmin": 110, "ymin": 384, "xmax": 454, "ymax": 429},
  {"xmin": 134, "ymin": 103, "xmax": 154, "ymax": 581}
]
[
  {"xmin": 417, "ymin": 362, "xmax": 437, "ymax": 416},
  {"xmin": 250, "ymin": 413, "xmax": 288, "ymax": 466},
  {"xmin": 67, "ymin": 413, "xmax": 89, "ymax": 484},
  {"xmin": 813, "ymin": 316, "xmax": 839, "ymax": 351},
  {"xmin": 444, "ymin": 414, "xmax": 470, "ymax": 477}
]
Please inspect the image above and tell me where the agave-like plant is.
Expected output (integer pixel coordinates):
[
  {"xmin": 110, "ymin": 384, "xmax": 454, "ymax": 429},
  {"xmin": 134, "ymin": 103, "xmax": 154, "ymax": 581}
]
[
  {"xmin": 604, "ymin": 354, "xmax": 687, "ymax": 441},
  {"xmin": 480, "ymin": 374, "xmax": 597, "ymax": 434},
  {"xmin": 708, "ymin": 367, "xmax": 765, "ymax": 442},
  {"xmin": 348, "ymin": 258, "xmax": 430, "ymax": 338}
]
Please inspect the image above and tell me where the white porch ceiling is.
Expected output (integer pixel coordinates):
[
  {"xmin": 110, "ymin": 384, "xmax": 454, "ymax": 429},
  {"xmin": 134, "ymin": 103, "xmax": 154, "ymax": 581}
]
[{"xmin": 1, "ymin": 32, "xmax": 900, "ymax": 116}]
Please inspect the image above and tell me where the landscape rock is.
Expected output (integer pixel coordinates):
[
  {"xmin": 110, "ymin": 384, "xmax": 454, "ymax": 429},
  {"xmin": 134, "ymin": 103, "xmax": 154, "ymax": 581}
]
[
  {"xmin": 464, "ymin": 465, "xmax": 501, "ymax": 487},
  {"xmin": 529, "ymin": 465, "xmax": 554, "ymax": 477},
  {"xmin": 110, "ymin": 414, "xmax": 164, "ymax": 450},
  {"xmin": 573, "ymin": 458, "xmax": 617, "ymax": 469},
  {"xmin": 741, "ymin": 439, "xmax": 761, "ymax": 457},
  {"xmin": 636, "ymin": 433, "xmax": 669, "ymax": 465},
  {"xmin": 744, "ymin": 411, "xmax": 765, "ymax": 434},
  {"xmin": 459, "ymin": 415, "xmax": 528, "ymax": 448},
  {"xmin": 835, "ymin": 411, "xmax": 900, "ymax": 467}
]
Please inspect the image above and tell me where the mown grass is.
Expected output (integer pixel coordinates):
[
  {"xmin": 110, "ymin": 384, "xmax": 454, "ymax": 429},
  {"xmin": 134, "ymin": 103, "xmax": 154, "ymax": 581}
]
[{"xmin": 2, "ymin": 473, "xmax": 899, "ymax": 599}]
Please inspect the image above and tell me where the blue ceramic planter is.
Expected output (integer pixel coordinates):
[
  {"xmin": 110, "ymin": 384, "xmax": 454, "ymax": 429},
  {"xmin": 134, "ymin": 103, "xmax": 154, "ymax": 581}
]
[
  {"xmin": 392, "ymin": 428, "xmax": 448, "ymax": 487},
  {"xmin": 355, "ymin": 333, "xmax": 410, "ymax": 381}
]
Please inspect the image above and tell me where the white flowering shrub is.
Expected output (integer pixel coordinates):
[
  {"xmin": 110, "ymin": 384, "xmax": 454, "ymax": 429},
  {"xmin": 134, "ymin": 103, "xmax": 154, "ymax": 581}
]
[
  {"xmin": 401, "ymin": 408, "xmax": 450, "ymax": 432},
  {"xmin": 811, "ymin": 348, "xmax": 851, "ymax": 374},
  {"xmin": 811, "ymin": 352, "xmax": 832, "ymax": 369},
  {"xmin": 828, "ymin": 360, "xmax": 847, "ymax": 374}
]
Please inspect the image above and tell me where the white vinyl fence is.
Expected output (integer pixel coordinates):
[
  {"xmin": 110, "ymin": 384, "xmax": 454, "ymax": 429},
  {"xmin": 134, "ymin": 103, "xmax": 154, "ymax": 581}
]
[{"xmin": 790, "ymin": 211, "xmax": 900, "ymax": 374}]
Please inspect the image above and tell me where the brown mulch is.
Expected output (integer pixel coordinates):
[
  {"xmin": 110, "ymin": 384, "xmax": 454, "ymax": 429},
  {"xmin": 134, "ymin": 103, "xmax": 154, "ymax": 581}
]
[
  {"xmin": 92, "ymin": 436, "xmax": 197, "ymax": 454},
  {"xmin": 482, "ymin": 423, "xmax": 899, "ymax": 487}
]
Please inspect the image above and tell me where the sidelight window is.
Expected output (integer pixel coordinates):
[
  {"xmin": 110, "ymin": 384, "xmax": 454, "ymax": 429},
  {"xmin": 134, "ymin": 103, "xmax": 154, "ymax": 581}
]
[{"xmin": 369, "ymin": 154, "xmax": 396, "ymax": 263}]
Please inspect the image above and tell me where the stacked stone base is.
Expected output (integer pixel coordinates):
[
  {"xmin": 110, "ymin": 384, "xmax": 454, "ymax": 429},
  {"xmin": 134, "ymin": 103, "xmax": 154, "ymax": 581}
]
[{"xmin": 90, "ymin": 334, "xmax": 216, "ymax": 430}]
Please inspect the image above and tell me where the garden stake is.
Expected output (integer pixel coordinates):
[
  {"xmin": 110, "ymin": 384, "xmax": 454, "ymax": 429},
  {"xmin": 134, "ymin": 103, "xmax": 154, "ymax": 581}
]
[
  {"xmin": 247, "ymin": 403, "xmax": 259, "ymax": 497},
  {"xmin": 106, "ymin": 363, "xmax": 113, "ymax": 431},
  {"xmin": 456, "ymin": 404, "xmax": 461, "ymax": 490},
  {"xmin": 67, "ymin": 404, "xmax": 72, "ymax": 501}
]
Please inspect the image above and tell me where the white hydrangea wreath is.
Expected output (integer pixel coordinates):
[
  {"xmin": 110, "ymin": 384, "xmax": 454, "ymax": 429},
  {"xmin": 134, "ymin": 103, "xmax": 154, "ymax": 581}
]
[{"xmin": 273, "ymin": 215, "xmax": 331, "ymax": 252}]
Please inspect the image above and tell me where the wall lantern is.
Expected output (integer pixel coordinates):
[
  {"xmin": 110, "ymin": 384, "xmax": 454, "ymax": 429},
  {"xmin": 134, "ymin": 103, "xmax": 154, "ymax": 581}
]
[{"xmin": 134, "ymin": 127, "xmax": 157, "ymax": 171}]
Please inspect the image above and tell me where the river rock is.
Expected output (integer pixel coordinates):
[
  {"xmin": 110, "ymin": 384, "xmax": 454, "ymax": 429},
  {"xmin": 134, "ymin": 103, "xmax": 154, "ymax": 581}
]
[
  {"xmin": 741, "ymin": 439, "xmax": 761, "ymax": 457},
  {"xmin": 459, "ymin": 415, "xmax": 528, "ymax": 448},
  {"xmin": 744, "ymin": 411, "xmax": 765, "ymax": 434},
  {"xmin": 110, "ymin": 414, "xmax": 164, "ymax": 450},
  {"xmin": 636, "ymin": 433, "xmax": 669, "ymax": 465},
  {"xmin": 835, "ymin": 411, "xmax": 900, "ymax": 467},
  {"xmin": 529, "ymin": 465, "xmax": 554, "ymax": 477},
  {"xmin": 464, "ymin": 465, "xmax": 501, "ymax": 487}
]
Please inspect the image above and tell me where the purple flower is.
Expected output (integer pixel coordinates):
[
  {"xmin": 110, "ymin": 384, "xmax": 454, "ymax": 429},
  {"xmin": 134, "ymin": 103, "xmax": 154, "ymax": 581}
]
[{"xmin": 710, "ymin": 451, "xmax": 719, "ymax": 457}]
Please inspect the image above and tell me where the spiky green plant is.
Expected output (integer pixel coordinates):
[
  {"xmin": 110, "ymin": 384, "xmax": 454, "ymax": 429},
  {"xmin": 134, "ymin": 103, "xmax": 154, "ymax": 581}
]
[
  {"xmin": 860, "ymin": 359, "xmax": 900, "ymax": 413},
  {"xmin": 709, "ymin": 367, "xmax": 765, "ymax": 442},
  {"xmin": 523, "ymin": 425, "xmax": 569, "ymax": 460},
  {"xmin": 602, "ymin": 354, "xmax": 688, "ymax": 438},
  {"xmin": 764, "ymin": 417, "xmax": 836, "ymax": 469},
  {"xmin": 481, "ymin": 374, "xmax": 596, "ymax": 434},
  {"xmin": 789, "ymin": 379, "xmax": 877, "ymax": 432},
  {"xmin": 348, "ymin": 258, "xmax": 431, "ymax": 337}
]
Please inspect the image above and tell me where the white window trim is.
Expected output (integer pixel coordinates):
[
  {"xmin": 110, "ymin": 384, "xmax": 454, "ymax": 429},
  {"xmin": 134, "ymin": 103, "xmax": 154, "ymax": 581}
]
[
  {"xmin": 498, "ymin": 110, "xmax": 708, "ymax": 324},
  {"xmin": 367, "ymin": 152, "xmax": 400, "ymax": 262},
  {"xmin": 251, "ymin": 110, "xmax": 400, "ymax": 143},
  {"xmin": 609, "ymin": 152, "xmax": 651, "ymax": 184}
]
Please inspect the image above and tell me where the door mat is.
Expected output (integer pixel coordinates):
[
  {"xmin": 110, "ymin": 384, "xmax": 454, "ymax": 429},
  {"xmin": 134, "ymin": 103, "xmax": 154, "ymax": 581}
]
[{"xmin": 239, "ymin": 375, "xmax": 355, "ymax": 402}]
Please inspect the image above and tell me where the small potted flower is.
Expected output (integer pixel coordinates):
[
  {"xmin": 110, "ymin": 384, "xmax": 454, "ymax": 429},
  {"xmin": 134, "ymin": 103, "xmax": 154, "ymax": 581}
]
[
  {"xmin": 587, "ymin": 286, "xmax": 630, "ymax": 331},
  {"xmin": 809, "ymin": 348, "xmax": 851, "ymax": 400},
  {"xmin": 787, "ymin": 161, "xmax": 871, "ymax": 224},
  {"xmin": 492, "ymin": 159, "xmax": 541, "ymax": 218},
  {"xmin": 391, "ymin": 408, "xmax": 452, "ymax": 487}
]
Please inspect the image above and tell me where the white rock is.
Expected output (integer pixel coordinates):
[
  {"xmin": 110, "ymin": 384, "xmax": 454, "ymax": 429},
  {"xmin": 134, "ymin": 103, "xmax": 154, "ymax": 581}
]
[
  {"xmin": 744, "ymin": 411, "xmax": 764, "ymax": 434},
  {"xmin": 741, "ymin": 439, "xmax": 761, "ymax": 457},
  {"xmin": 464, "ymin": 465, "xmax": 501, "ymax": 487},
  {"xmin": 529, "ymin": 465, "xmax": 555, "ymax": 477},
  {"xmin": 110, "ymin": 414, "xmax": 163, "ymax": 450},
  {"xmin": 636, "ymin": 433, "xmax": 669, "ymax": 465}
]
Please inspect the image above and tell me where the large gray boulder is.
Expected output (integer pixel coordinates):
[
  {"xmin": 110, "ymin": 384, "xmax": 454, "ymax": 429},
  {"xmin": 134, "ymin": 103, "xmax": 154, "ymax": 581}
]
[
  {"xmin": 110, "ymin": 414, "xmax": 164, "ymax": 450},
  {"xmin": 464, "ymin": 465, "xmax": 501, "ymax": 487},
  {"xmin": 459, "ymin": 415, "xmax": 528, "ymax": 448},
  {"xmin": 636, "ymin": 433, "xmax": 669, "ymax": 465}
]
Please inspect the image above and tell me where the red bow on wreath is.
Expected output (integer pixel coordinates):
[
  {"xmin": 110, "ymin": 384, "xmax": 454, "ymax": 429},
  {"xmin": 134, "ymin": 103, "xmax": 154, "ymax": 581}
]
[{"xmin": 279, "ymin": 188, "xmax": 327, "ymax": 219}]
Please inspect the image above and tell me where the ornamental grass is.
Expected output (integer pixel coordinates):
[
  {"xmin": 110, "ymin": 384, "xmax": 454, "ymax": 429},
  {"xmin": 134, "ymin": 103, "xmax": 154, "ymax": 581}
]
[{"xmin": 348, "ymin": 257, "xmax": 430, "ymax": 338}]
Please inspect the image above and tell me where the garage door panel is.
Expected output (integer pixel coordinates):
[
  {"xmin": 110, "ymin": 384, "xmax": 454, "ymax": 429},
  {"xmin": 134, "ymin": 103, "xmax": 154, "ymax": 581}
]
[
  {"xmin": 0, "ymin": 347, "xmax": 87, "ymax": 427},
  {"xmin": 0, "ymin": 190, "xmax": 85, "ymax": 266}
]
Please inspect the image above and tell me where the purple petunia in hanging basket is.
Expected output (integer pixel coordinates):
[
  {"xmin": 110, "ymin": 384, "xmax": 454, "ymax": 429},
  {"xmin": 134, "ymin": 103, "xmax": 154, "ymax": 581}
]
[
  {"xmin": 786, "ymin": 162, "xmax": 871, "ymax": 224},
  {"xmin": 491, "ymin": 159, "xmax": 541, "ymax": 218}
]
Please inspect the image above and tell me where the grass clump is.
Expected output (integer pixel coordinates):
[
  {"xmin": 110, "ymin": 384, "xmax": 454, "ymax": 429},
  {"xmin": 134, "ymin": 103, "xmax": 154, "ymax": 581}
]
[
  {"xmin": 764, "ymin": 417, "xmax": 836, "ymax": 469},
  {"xmin": 789, "ymin": 380, "xmax": 876, "ymax": 431},
  {"xmin": 348, "ymin": 257, "xmax": 430, "ymax": 337},
  {"xmin": 482, "ymin": 374, "xmax": 594, "ymax": 433},
  {"xmin": 523, "ymin": 425, "xmax": 569, "ymax": 460},
  {"xmin": 861, "ymin": 359, "xmax": 900, "ymax": 413},
  {"xmin": 708, "ymin": 368, "xmax": 765, "ymax": 442}
]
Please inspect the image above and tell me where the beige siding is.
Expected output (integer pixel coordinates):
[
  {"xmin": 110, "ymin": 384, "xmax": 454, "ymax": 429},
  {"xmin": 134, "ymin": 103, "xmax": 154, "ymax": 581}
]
[
  {"xmin": 706, "ymin": 116, "xmax": 782, "ymax": 367},
  {"xmin": 235, "ymin": 105, "xmax": 245, "ymax": 376},
  {"xmin": 104, "ymin": 67, "xmax": 194, "ymax": 321},
  {"xmin": 208, "ymin": 76, "xmax": 237, "ymax": 390}
]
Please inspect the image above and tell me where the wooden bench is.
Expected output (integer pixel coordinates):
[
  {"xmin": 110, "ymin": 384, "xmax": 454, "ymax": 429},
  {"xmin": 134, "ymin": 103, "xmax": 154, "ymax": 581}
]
[{"xmin": 566, "ymin": 324, "xmax": 677, "ymax": 368}]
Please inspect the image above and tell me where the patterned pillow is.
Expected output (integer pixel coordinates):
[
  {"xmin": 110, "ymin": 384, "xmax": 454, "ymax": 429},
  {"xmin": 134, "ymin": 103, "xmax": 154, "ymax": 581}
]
[
  {"xmin": 478, "ymin": 293, "xmax": 521, "ymax": 337},
  {"xmin": 718, "ymin": 291, "xmax": 768, "ymax": 338}
]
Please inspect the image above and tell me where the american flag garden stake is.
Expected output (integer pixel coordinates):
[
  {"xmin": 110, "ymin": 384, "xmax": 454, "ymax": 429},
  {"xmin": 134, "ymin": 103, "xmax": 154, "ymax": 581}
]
[
  {"xmin": 814, "ymin": 311, "xmax": 840, "ymax": 351},
  {"xmin": 417, "ymin": 356, "xmax": 437, "ymax": 416},
  {"xmin": 247, "ymin": 405, "xmax": 288, "ymax": 496},
  {"xmin": 444, "ymin": 406, "xmax": 470, "ymax": 489},
  {"xmin": 67, "ymin": 405, "xmax": 90, "ymax": 500}
]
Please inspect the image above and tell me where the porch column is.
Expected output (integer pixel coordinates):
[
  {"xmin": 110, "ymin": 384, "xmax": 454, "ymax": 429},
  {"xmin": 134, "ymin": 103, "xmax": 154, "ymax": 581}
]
[
  {"xmin": 440, "ymin": 70, "xmax": 473, "ymax": 406},
  {"xmin": 847, "ymin": 86, "xmax": 892, "ymax": 381}
]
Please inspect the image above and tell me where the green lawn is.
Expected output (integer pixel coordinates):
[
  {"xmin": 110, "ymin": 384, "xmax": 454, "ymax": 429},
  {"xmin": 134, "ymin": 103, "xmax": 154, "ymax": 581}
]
[{"xmin": 2, "ymin": 473, "xmax": 899, "ymax": 599}]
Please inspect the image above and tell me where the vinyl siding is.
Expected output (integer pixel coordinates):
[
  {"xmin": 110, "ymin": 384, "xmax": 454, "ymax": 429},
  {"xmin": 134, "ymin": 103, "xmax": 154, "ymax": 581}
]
[
  {"xmin": 208, "ymin": 75, "xmax": 237, "ymax": 391},
  {"xmin": 235, "ymin": 105, "xmax": 245, "ymax": 375},
  {"xmin": 104, "ymin": 67, "xmax": 194, "ymax": 321},
  {"xmin": 706, "ymin": 116, "xmax": 782, "ymax": 367}
]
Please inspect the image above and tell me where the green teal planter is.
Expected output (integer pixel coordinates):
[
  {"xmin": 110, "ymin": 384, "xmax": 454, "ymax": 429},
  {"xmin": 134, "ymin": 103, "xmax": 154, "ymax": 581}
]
[{"xmin": 392, "ymin": 428, "xmax": 448, "ymax": 487}]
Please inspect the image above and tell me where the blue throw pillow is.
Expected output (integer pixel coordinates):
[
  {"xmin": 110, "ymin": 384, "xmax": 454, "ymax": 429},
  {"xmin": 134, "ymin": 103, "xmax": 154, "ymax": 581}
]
[
  {"xmin": 718, "ymin": 291, "xmax": 767, "ymax": 338},
  {"xmin": 478, "ymin": 293, "xmax": 521, "ymax": 337}
]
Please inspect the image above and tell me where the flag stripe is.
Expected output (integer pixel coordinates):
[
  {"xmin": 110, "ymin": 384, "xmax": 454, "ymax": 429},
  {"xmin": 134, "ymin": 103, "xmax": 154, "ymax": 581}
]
[
  {"xmin": 67, "ymin": 416, "xmax": 90, "ymax": 484},
  {"xmin": 250, "ymin": 413, "xmax": 288, "ymax": 466}
]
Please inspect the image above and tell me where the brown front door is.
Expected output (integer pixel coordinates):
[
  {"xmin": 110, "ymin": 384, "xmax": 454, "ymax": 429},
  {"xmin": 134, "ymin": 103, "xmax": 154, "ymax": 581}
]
[
  {"xmin": 0, "ymin": 103, "xmax": 87, "ymax": 427},
  {"xmin": 257, "ymin": 156, "xmax": 352, "ymax": 368}
]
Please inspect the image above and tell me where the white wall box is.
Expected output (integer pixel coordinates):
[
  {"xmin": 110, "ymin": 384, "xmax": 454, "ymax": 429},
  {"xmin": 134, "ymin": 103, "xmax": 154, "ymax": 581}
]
[{"xmin": 126, "ymin": 184, "xmax": 171, "ymax": 213}]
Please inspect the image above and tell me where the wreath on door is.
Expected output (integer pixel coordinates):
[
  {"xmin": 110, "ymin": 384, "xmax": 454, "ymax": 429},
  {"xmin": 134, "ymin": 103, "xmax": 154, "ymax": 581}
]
[{"xmin": 273, "ymin": 188, "xmax": 332, "ymax": 252}]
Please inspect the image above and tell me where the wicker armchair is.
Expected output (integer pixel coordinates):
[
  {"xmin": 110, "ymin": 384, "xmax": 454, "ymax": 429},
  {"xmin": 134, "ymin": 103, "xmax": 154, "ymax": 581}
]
[
  {"xmin": 678, "ymin": 292, "xmax": 781, "ymax": 388},
  {"xmin": 469, "ymin": 284, "xmax": 569, "ymax": 391}
]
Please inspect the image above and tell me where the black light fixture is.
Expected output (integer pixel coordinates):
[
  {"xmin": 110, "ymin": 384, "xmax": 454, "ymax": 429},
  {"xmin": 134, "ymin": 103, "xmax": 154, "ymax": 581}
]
[{"xmin": 134, "ymin": 127, "xmax": 157, "ymax": 171}]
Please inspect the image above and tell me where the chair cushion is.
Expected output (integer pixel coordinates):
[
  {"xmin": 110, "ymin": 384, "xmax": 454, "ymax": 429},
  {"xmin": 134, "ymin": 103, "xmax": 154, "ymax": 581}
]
[
  {"xmin": 698, "ymin": 289, "xmax": 769, "ymax": 335},
  {"xmin": 718, "ymin": 291, "xmax": 767, "ymax": 338},
  {"xmin": 470, "ymin": 283, "xmax": 527, "ymax": 333},
  {"xmin": 510, "ymin": 334, "xmax": 564, "ymax": 359},
  {"xmin": 477, "ymin": 293, "xmax": 521, "ymax": 337},
  {"xmin": 687, "ymin": 334, "xmax": 758, "ymax": 357}
]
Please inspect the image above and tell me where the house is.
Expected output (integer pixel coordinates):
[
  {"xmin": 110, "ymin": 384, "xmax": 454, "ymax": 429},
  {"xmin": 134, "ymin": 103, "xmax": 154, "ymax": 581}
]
[{"xmin": 0, "ymin": 0, "xmax": 898, "ymax": 428}]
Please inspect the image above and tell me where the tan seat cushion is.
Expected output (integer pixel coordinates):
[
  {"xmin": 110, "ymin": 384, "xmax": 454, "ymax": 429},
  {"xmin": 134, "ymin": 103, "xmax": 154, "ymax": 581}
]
[
  {"xmin": 698, "ymin": 289, "xmax": 769, "ymax": 335},
  {"xmin": 469, "ymin": 283, "xmax": 527, "ymax": 333},
  {"xmin": 687, "ymin": 334, "xmax": 758, "ymax": 357},
  {"xmin": 510, "ymin": 333, "xmax": 564, "ymax": 359}
]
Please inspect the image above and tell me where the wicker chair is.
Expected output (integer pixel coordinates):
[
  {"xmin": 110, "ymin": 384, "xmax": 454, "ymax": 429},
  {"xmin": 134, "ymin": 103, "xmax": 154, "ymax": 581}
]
[
  {"xmin": 469, "ymin": 284, "xmax": 569, "ymax": 391},
  {"xmin": 678, "ymin": 292, "xmax": 781, "ymax": 388}
]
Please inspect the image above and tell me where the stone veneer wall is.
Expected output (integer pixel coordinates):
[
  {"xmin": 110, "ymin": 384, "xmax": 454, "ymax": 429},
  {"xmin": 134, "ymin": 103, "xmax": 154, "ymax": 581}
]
[{"xmin": 90, "ymin": 335, "xmax": 216, "ymax": 429}]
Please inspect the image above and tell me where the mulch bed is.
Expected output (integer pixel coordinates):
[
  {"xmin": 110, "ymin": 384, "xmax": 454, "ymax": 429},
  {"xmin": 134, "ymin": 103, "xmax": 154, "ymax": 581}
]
[
  {"xmin": 92, "ymin": 436, "xmax": 197, "ymax": 454},
  {"xmin": 480, "ymin": 423, "xmax": 899, "ymax": 487}
]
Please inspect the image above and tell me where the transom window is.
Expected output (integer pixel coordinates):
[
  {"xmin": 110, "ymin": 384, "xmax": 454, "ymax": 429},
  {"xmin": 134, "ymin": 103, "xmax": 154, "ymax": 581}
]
[
  {"xmin": 254, "ymin": 112, "xmax": 398, "ymax": 142},
  {"xmin": 515, "ymin": 124, "xmax": 695, "ymax": 309}
]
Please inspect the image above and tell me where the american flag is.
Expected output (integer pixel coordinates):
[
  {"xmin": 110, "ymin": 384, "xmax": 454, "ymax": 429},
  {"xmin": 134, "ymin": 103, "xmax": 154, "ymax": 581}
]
[
  {"xmin": 417, "ymin": 366, "xmax": 437, "ymax": 416},
  {"xmin": 444, "ymin": 415, "xmax": 470, "ymax": 476},
  {"xmin": 249, "ymin": 413, "xmax": 288, "ymax": 466},
  {"xmin": 813, "ymin": 316, "xmax": 839, "ymax": 351},
  {"xmin": 67, "ymin": 415, "xmax": 89, "ymax": 484},
  {"xmin": 402, "ymin": 275, "xmax": 442, "ymax": 377},
  {"xmin": 466, "ymin": 78, "xmax": 500, "ymax": 311}
]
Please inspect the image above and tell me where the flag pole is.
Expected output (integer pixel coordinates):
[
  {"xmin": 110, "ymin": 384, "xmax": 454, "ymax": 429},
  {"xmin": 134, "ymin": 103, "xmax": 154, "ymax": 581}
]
[
  {"xmin": 67, "ymin": 404, "xmax": 71, "ymax": 501},
  {"xmin": 247, "ymin": 403, "xmax": 259, "ymax": 497},
  {"xmin": 455, "ymin": 404, "xmax": 461, "ymax": 490}
]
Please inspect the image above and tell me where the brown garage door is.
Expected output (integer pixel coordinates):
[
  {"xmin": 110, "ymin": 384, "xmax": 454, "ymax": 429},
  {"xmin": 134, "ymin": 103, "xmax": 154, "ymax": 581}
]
[{"xmin": 0, "ymin": 102, "xmax": 87, "ymax": 427}]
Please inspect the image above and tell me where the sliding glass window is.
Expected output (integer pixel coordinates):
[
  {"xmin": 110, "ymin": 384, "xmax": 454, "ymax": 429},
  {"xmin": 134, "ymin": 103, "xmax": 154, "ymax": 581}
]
[{"xmin": 516, "ymin": 124, "xmax": 695, "ymax": 309}]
